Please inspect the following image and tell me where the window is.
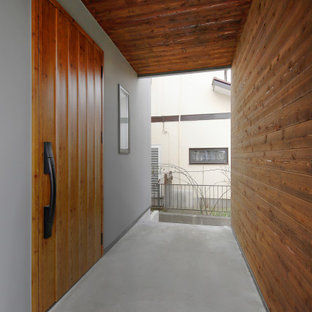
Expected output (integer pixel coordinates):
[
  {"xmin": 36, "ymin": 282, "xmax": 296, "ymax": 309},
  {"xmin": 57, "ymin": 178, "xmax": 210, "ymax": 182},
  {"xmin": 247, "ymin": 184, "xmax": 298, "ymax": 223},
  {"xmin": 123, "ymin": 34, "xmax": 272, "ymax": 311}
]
[{"xmin": 189, "ymin": 148, "xmax": 228, "ymax": 164}]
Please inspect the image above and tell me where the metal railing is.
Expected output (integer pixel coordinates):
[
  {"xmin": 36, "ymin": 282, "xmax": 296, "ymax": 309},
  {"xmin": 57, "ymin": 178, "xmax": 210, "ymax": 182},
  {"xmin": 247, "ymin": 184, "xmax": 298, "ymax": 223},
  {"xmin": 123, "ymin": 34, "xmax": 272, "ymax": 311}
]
[{"xmin": 152, "ymin": 184, "xmax": 231, "ymax": 216}]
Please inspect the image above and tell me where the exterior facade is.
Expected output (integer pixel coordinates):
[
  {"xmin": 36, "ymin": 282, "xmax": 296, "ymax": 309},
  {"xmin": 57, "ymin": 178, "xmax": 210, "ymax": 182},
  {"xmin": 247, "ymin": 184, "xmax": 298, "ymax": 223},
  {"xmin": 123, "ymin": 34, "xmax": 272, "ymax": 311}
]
[{"xmin": 151, "ymin": 70, "xmax": 231, "ymax": 186}]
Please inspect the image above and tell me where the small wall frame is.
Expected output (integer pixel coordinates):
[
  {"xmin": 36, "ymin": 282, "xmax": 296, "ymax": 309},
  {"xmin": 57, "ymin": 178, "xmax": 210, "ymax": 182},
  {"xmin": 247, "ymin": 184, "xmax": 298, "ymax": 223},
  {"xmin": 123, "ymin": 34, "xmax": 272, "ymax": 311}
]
[
  {"xmin": 189, "ymin": 148, "xmax": 228, "ymax": 164},
  {"xmin": 118, "ymin": 84, "xmax": 130, "ymax": 154}
]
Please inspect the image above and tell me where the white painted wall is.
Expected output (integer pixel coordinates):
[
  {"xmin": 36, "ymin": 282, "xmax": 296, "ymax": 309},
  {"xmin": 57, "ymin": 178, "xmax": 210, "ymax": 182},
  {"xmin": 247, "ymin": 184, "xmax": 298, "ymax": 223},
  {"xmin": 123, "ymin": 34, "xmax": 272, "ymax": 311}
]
[
  {"xmin": 0, "ymin": 1, "xmax": 151, "ymax": 311},
  {"xmin": 151, "ymin": 70, "xmax": 231, "ymax": 185},
  {"xmin": 152, "ymin": 70, "xmax": 230, "ymax": 116}
]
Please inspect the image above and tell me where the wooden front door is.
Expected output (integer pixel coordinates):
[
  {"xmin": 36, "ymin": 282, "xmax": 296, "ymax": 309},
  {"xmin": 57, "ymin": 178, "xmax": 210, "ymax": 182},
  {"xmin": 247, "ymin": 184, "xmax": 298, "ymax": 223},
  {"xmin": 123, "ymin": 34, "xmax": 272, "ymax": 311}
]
[{"xmin": 32, "ymin": 0, "xmax": 103, "ymax": 311}]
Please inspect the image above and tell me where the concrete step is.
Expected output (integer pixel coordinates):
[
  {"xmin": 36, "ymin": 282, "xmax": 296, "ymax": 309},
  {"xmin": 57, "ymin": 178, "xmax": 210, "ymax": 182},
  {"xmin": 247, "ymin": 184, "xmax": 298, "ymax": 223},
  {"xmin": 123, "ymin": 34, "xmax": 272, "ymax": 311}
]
[{"xmin": 159, "ymin": 211, "xmax": 231, "ymax": 226}]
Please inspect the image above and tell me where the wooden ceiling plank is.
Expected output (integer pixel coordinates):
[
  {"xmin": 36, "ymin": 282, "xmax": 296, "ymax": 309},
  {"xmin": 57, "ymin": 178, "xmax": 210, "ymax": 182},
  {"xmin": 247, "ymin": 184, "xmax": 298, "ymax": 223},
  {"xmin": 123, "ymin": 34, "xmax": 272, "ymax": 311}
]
[
  {"xmin": 91, "ymin": 0, "xmax": 248, "ymax": 22},
  {"xmin": 101, "ymin": 10, "xmax": 248, "ymax": 36},
  {"xmin": 110, "ymin": 29, "xmax": 241, "ymax": 50},
  {"xmin": 137, "ymin": 62, "xmax": 232, "ymax": 76},
  {"xmin": 116, "ymin": 31, "xmax": 239, "ymax": 52},
  {"xmin": 86, "ymin": 0, "xmax": 238, "ymax": 11},
  {"xmin": 135, "ymin": 61, "xmax": 233, "ymax": 74},
  {"xmin": 105, "ymin": 17, "xmax": 244, "ymax": 40},
  {"xmin": 82, "ymin": 0, "xmax": 252, "ymax": 75},
  {"xmin": 123, "ymin": 41, "xmax": 237, "ymax": 58},
  {"xmin": 106, "ymin": 20, "xmax": 244, "ymax": 53},
  {"xmin": 134, "ymin": 59, "xmax": 233, "ymax": 73},
  {"xmin": 130, "ymin": 51, "xmax": 235, "ymax": 66}
]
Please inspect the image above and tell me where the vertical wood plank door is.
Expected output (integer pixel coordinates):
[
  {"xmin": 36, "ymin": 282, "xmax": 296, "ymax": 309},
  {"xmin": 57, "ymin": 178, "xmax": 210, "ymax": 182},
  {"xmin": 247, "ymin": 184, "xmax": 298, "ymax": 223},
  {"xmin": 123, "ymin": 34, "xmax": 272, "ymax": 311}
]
[{"xmin": 32, "ymin": 0, "xmax": 104, "ymax": 311}]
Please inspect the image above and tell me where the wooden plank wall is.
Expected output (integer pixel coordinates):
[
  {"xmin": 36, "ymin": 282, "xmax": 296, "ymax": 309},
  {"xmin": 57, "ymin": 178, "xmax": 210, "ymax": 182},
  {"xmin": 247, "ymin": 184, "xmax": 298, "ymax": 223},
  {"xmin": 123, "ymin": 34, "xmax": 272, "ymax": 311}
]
[{"xmin": 231, "ymin": 0, "xmax": 312, "ymax": 311}]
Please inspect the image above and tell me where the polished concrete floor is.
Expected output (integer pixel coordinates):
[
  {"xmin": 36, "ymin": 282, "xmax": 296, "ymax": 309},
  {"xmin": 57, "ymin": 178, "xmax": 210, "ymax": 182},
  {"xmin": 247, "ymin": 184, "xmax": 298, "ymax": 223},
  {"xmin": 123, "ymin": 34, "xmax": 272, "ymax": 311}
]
[{"xmin": 51, "ymin": 211, "xmax": 266, "ymax": 312}]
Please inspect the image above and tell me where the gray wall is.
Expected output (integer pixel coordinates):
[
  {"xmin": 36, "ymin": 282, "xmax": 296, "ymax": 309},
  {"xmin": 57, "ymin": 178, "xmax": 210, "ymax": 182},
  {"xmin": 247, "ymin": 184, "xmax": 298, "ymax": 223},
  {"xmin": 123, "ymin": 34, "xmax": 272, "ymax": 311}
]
[
  {"xmin": 0, "ymin": 0, "xmax": 31, "ymax": 311},
  {"xmin": 57, "ymin": 0, "xmax": 151, "ymax": 249}
]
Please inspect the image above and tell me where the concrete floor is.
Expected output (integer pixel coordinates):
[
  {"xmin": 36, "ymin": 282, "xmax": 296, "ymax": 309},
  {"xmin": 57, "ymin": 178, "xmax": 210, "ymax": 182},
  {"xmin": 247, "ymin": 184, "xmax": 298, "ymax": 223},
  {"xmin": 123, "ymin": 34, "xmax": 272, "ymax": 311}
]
[{"xmin": 51, "ymin": 211, "xmax": 266, "ymax": 312}]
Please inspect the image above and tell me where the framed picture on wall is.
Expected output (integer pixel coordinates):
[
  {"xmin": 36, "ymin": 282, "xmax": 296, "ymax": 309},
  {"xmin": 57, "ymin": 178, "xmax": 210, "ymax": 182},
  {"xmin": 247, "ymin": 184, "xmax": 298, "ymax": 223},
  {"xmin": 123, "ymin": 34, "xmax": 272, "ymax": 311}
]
[
  {"xmin": 189, "ymin": 148, "xmax": 228, "ymax": 164},
  {"xmin": 118, "ymin": 84, "xmax": 130, "ymax": 154}
]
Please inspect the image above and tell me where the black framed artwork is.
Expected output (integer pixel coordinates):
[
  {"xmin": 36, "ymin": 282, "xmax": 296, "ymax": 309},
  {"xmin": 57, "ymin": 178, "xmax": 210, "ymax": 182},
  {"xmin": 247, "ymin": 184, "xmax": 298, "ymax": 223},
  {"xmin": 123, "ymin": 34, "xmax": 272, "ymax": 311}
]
[{"xmin": 118, "ymin": 84, "xmax": 130, "ymax": 154}]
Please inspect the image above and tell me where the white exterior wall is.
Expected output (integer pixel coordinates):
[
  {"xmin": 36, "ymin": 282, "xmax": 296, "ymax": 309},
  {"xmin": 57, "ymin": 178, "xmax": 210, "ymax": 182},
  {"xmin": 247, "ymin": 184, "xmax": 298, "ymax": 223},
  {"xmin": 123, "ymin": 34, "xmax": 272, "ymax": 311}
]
[{"xmin": 151, "ymin": 70, "xmax": 231, "ymax": 185}]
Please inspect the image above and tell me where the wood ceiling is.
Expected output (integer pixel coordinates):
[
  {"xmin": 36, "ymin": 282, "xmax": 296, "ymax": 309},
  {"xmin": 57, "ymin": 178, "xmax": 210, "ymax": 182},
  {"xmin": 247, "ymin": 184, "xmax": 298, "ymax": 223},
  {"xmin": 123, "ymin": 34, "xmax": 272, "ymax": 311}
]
[{"xmin": 82, "ymin": 0, "xmax": 252, "ymax": 76}]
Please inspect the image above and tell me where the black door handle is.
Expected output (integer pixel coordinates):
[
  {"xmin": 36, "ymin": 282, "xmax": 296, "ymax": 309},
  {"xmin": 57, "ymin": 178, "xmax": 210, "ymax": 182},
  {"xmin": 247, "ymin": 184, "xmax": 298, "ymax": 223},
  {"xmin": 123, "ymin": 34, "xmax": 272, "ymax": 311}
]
[{"xmin": 43, "ymin": 142, "xmax": 56, "ymax": 239}]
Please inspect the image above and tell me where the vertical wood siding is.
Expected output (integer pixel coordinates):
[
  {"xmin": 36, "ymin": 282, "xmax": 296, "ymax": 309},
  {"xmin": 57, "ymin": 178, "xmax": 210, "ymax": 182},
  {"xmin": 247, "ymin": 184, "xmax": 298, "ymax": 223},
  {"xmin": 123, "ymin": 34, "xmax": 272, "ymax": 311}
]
[
  {"xmin": 231, "ymin": 0, "xmax": 312, "ymax": 311},
  {"xmin": 33, "ymin": 0, "xmax": 104, "ymax": 310}
]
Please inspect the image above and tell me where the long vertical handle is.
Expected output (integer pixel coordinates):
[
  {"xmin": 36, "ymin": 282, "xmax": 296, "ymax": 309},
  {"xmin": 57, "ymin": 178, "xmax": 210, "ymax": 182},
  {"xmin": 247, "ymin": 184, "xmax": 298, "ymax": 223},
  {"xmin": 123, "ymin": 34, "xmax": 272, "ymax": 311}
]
[{"xmin": 43, "ymin": 142, "xmax": 56, "ymax": 239}]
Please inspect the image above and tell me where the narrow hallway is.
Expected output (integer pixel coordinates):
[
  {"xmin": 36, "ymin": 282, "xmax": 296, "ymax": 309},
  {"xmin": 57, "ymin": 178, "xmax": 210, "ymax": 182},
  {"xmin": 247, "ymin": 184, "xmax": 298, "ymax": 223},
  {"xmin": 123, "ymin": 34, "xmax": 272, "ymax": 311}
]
[{"xmin": 51, "ymin": 211, "xmax": 265, "ymax": 312}]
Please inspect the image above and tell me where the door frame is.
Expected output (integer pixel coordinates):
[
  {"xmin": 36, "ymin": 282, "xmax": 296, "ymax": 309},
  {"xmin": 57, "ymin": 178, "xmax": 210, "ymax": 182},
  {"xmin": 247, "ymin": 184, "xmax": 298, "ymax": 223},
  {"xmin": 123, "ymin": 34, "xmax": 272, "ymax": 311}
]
[{"xmin": 31, "ymin": 1, "xmax": 104, "ymax": 310}]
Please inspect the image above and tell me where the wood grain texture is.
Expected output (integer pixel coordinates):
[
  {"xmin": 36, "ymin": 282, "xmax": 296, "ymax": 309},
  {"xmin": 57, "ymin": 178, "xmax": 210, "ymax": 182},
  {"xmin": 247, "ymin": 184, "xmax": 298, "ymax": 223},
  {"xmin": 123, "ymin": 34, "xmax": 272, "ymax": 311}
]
[
  {"xmin": 31, "ymin": 0, "xmax": 40, "ymax": 310},
  {"xmin": 68, "ymin": 21, "xmax": 80, "ymax": 286},
  {"xmin": 78, "ymin": 32, "xmax": 89, "ymax": 277},
  {"xmin": 231, "ymin": 1, "xmax": 312, "ymax": 311},
  {"xmin": 55, "ymin": 10, "xmax": 70, "ymax": 299},
  {"xmin": 87, "ymin": 41, "xmax": 96, "ymax": 269},
  {"xmin": 32, "ymin": 0, "xmax": 104, "ymax": 311},
  {"xmin": 38, "ymin": 1, "xmax": 57, "ymax": 309},
  {"xmin": 81, "ymin": 0, "xmax": 251, "ymax": 75}
]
